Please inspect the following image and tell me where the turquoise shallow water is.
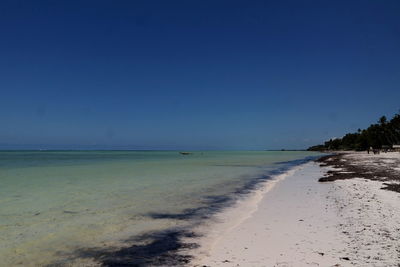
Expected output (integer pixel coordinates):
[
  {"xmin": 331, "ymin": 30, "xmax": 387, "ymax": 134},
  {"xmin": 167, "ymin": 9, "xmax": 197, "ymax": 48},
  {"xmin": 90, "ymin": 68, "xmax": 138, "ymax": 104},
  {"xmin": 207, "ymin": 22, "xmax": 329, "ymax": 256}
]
[{"xmin": 0, "ymin": 150, "xmax": 319, "ymax": 266}]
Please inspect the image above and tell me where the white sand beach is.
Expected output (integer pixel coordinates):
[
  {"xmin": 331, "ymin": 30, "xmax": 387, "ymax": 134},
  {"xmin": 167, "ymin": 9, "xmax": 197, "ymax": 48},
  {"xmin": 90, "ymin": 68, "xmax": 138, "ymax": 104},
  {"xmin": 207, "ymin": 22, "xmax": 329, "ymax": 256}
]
[{"xmin": 193, "ymin": 153, "xmax": 400, "ymax": 266}]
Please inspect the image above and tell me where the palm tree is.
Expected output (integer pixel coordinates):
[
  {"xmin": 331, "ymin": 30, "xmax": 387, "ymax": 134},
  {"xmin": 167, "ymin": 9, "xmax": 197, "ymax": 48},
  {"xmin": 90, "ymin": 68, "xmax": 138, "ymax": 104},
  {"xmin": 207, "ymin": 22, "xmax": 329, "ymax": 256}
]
[{"xmin": 379, "ymin": 116, "xmax": 387, "ymax": 125}]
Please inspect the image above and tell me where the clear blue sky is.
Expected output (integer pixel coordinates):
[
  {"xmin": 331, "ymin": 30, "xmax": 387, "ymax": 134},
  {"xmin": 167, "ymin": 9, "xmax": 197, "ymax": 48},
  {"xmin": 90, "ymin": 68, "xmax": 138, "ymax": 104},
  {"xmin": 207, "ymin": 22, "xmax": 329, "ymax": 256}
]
[{"xmin": 1, "ymin": 0, "xmax": 399, "ymax": 150}]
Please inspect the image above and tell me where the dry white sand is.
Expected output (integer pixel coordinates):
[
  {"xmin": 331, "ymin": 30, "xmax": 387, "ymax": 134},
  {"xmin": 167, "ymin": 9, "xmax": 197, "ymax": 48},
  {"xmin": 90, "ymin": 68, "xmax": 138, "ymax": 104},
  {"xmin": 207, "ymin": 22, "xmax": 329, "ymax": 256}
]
[{"xmin": 192, "ymin": 153, "xmax": 400, "ymax": 266}]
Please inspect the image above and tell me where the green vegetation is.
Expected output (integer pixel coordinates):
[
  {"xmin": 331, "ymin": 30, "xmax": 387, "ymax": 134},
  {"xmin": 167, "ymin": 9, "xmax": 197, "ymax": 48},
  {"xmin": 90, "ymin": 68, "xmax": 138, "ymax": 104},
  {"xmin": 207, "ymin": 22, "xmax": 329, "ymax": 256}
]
[{"xmin": 308, "ymin": 112, "xmax": 400, "ymax": 151}]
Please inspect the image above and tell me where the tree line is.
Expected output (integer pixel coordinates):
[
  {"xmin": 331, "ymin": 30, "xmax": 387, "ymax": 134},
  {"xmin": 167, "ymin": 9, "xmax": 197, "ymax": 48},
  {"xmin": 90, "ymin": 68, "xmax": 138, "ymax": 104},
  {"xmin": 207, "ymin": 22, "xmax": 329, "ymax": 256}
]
[{"xmin": 308, "ymin": 111, "xmax": 400, "ymax": 151}]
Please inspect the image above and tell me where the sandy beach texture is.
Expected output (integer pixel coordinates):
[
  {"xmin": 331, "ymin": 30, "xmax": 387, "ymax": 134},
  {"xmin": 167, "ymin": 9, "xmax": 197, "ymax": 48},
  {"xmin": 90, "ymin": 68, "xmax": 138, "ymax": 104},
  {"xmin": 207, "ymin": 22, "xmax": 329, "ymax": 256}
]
[{"xmin": 193, "ymin": 152, "xmax": 400, "ymax": 266}]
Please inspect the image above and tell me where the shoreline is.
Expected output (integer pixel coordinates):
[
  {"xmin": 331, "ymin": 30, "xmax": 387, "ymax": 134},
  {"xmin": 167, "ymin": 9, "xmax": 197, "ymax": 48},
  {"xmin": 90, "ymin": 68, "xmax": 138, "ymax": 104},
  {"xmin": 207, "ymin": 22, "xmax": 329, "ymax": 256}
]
[
  {"xmin": 188, "ymin": 163, "xmax": 306, "ymax": 265},
  {"xmin": 192, "ymin": 161, "xmax": 345, "ymax": 266},
  {"xmin": 192, "ymin": 152, "xmax": 400, "ymax": 266},
  {"xmin": 0, "ymin": 151, "xmax": 320, "ymax": 267},
  {"xmin": 46, "ymin": 154, "xmax": 319, "ymax": 266}
]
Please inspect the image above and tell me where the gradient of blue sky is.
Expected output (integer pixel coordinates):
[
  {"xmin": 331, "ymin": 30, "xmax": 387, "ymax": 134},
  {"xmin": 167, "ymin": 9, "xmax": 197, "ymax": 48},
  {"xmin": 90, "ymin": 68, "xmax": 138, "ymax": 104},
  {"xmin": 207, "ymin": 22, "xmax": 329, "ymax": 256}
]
[{"xmin": 1, "ymin": 0, "xmax": 399, "ymax": 150}]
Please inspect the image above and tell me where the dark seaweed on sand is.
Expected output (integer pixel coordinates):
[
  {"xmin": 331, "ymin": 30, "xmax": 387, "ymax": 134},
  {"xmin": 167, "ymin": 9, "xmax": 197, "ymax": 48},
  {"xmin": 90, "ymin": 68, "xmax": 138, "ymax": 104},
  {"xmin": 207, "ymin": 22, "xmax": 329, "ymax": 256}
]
[{"xmin": 318, "ymin": 154, "xmax": 400, "ymax": 193}]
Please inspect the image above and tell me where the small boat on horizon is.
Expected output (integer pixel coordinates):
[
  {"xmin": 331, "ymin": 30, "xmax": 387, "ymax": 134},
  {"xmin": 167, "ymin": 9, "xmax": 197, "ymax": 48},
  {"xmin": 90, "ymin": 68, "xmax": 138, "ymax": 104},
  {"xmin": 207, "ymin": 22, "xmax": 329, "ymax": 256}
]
[{"xmin": 179, "ymin": 152, "xmax": 192, "ymax": 155}]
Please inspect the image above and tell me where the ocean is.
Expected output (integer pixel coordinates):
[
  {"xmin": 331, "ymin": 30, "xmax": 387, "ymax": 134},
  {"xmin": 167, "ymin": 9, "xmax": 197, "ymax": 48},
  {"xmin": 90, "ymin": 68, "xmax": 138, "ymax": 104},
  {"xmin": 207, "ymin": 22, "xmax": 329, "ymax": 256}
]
[{"xmin": 0, "ymin": 150, "xmax": 320, "ymax": 266}]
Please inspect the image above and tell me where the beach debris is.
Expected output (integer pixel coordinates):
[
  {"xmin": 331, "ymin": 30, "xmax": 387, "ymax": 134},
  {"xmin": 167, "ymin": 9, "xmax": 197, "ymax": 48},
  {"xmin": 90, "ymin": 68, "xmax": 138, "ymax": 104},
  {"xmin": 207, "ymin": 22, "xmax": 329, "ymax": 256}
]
[{"xmin": 317, "ymin": 153, "xmax": 400, "ymax": 193}]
